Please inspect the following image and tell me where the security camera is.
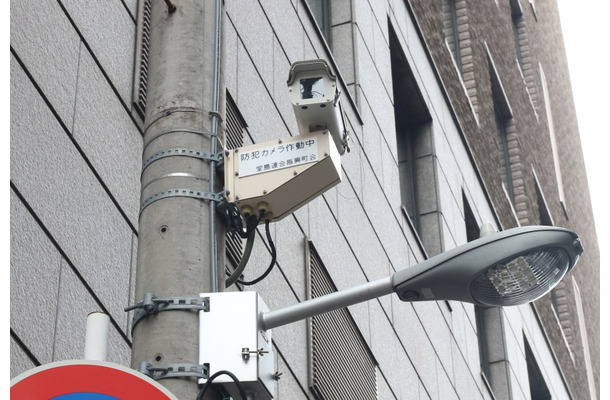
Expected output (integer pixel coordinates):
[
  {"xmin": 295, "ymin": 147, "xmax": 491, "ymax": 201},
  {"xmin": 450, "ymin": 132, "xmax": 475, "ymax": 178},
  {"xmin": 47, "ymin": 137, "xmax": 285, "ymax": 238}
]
[
  {"xmin": 224, "ymin": 130, "xmax": 342, "ymax": 222},
  {"xmin": 287, "ymin": 59, "xmax": 350, "ymax": 155}
]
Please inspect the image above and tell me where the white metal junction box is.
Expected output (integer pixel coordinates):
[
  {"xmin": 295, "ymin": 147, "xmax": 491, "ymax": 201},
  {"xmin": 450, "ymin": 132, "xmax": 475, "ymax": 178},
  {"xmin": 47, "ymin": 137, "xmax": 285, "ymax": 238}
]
[
  {"xmin": 224, "ymin": 130, "xmax": 341, "ymax": 222},
  {"xmin": 199, "ymin": 292, "xmax": 275, "ymax": 400}
]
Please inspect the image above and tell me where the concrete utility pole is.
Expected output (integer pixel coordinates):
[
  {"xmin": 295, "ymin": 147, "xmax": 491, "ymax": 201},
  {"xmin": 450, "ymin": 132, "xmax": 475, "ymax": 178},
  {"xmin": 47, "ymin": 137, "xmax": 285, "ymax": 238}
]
[{"xmin": 131, "ymin": 1, "xmax": 224, "ymax": 399}]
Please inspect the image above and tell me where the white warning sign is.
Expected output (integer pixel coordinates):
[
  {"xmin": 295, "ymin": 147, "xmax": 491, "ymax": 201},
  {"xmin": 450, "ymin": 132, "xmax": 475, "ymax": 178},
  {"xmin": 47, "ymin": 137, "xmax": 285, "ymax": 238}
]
[{"xmin": 238, "ymin": 137, "xmax": 319, "ymax": 177}]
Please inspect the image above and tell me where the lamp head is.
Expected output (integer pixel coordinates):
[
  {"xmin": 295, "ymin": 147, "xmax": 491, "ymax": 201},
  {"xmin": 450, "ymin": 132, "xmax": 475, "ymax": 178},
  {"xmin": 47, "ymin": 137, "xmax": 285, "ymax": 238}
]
[{"xmin": 392, "ymin": 226, "xmax": 582, "ymax": 307}]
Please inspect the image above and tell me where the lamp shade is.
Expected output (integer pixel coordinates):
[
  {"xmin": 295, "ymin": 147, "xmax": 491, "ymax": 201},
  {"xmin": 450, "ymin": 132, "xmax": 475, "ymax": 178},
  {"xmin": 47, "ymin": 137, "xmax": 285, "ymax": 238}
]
[{"xmin": 392, "ymin": 226, "xmax": 582, "ymax": 306}]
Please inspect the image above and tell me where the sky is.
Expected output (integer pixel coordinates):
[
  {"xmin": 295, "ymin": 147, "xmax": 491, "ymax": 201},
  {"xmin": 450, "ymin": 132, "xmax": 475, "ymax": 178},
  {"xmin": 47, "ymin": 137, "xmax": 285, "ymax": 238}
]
[
  {"xmin": 557, "ymin": 0, "xmax": 608, "ymax": 250},
  {"xmin": 557, "ymin": 0, "xmax": 607, "ymax": 382}
]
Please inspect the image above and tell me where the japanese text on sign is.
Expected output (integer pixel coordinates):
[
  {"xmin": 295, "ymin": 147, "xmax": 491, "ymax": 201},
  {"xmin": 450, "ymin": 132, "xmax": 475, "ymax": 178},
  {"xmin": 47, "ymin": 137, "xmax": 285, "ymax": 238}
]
[{"xmin": 238, "ymin": 137, "xmax": 319, "ymax": 177}]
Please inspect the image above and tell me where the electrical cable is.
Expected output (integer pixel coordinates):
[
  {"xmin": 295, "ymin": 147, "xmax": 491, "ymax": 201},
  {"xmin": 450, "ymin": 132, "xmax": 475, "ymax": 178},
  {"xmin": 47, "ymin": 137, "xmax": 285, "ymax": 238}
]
[
  {"xmin": 229, "ymin": 204, "xmax": 263, "ymax": 239},
  {"xmin": 196, "ymin": 370, "xmax": 247, "ymax": 400},
  {"xmin": 225, "ymin": 209, "xmax": 266, "ymax": 287},
  {"xmin": 226, "ymin": 203, "xmax": 249, "ymax": 239},
  {"xmin": 225, "ymin": 227, "xmax": 255, "ymax": 288},
  {"xmin": 234, "ymin": 219, "xmax": 277, "ymax": 286}
]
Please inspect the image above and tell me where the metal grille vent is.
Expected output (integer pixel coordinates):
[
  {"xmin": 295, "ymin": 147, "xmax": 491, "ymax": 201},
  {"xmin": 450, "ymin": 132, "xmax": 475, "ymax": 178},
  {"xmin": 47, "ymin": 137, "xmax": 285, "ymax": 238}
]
[
  {"xmin": 225, "ymin": 92, "xmax": 247, "ymax": 150},
  {"xmin": 308, "ymin": 243, "xmax": 378, "ymax": 400},
  {"xmin": 225, "ymin": 230, "xmax": 243, "ymax": 269},
  {"xmin": 225, "ymin": 92, "xmax": 246, "ymax": 269},
  {"xmin": 133, "ymin": 0, "xmax": 152, "ymax": 118}
]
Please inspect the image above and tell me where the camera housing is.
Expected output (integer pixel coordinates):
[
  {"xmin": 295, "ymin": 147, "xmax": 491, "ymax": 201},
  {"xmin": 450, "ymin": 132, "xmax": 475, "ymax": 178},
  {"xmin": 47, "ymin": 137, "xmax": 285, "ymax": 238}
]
[{"xmin": 287, "ymin": 59, "xmax": 349, "ymax": 155}]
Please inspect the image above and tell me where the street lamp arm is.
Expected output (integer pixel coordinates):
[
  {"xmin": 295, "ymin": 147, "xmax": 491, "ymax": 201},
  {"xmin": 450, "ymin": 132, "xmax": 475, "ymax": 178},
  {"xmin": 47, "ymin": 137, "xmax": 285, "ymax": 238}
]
[
  {"xmin": 259, "ymin": 276, "xmax": 393, "ymax": 331},
  {"xmin": 258, "ymin": 226, "xmax": 581, "ymax": 331}
]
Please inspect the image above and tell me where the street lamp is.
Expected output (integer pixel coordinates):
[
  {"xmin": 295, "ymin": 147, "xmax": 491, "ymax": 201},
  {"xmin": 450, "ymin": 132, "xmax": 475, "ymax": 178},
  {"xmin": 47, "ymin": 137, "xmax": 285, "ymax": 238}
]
[
  {"xmin": 260, "ymin": 225, "xmax": 582, "ymax": 330},
  {"xmin": 199, "ymin": 225, "xmax": 582, "ymax": 399},
  {"xmin": 202, "ymin": 58, "xmax": 585, "ymax": 400}
]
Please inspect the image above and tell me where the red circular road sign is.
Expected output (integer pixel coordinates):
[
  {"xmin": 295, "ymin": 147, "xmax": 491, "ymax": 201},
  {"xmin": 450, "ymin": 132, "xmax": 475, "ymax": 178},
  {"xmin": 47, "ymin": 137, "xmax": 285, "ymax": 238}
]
[{"xmin": 11, "ymin": 360, "xmax": 179, "ymax": 400}]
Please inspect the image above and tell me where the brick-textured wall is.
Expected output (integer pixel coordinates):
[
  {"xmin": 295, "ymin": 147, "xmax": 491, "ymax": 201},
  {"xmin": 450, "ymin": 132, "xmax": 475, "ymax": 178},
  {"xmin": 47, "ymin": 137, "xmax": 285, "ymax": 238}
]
[{"xmin": 410, "ymin": 0, "xmax": 600, "ymax": 398}]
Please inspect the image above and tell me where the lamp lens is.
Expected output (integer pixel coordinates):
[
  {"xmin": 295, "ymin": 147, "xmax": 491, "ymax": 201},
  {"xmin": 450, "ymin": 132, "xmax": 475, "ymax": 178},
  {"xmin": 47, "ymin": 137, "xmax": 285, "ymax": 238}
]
[{"xmin": 470, "ymin": 247, "xmax": 570, "ymax": 306}]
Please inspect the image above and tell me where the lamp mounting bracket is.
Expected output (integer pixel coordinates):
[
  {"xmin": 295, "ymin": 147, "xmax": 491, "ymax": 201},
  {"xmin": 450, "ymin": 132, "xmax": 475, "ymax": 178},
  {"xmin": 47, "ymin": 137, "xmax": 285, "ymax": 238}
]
[
  {"xmin": 137, "ymin": 362, "xmax": 208, "ymax": 380},
  {"xmin": 125, "ymin": 293, "xmax": 210, "ymax": 329},
  {"xmin": 139, "ymin": 188, "xmax": 224, "ymax": 214}
]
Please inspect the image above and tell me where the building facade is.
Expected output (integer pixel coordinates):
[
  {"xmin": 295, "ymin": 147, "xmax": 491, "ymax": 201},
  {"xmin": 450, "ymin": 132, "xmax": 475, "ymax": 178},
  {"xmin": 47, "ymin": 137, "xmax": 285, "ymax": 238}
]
[{"xmin": 10, "ymin": 0, "xmax": 600, "ymax": 399}]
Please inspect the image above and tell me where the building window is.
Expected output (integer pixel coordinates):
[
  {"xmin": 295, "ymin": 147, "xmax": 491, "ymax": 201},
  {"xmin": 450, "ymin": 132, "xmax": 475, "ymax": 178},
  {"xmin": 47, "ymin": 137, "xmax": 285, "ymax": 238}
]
[
  {"xmin": 463, "ymin": 195, "xmax": 493, "ymax": 388},
  {"xmin": 396, "ymin": 119, "xmax": 420, "ymax": 233},
  {"xmin": 308, "ymin": 241, "xmax": 378, "ymax": 399},
  {"xmin": 463, "ymin": 193, "xmax": 479, "ymax": 243},
  {"xmin": 549, "ymin": 281, "xmax": 574, "ymax": 354},
  {"xmin": 512, "ymin": 15, "xmax": 523, "ymax": 68},
  {"xmin": 493, "ymin": 97, "xmax": 515, "ymax": 204},
  {"xmin": 464, "ymin": 196, "xmax": 503, "ymax": 397},
  {"xmin": 524, "ymin": 338, "xmax": 552, "ymax": 400},
  {"xmin": 303, "ymin": 0, "xmax": 359, "ymax": 106},
  {"xmin": 389, "ymin": 25, "xmax": 441, "ymax": 254},
  {"xmin": 533, "ymin": 169, "xmax": 554, "ymax": 226},
  {"xmin": 475, "ymin": 306, "xmax": 492, "ymax": 385},
  {"xmin": 305, "ymin": 0, "xmax": 331, "ymax": 44},
  {"xmin": 488, "ymin": 48, "xmax": 518, "ymax": 207},
  {"xmin": 510, "ymin": 0, "xmax": 539, "ymax": 114},
  {"xmin": 442, "ymin": 0, "xmax": 479, "ymax": 117},
  {"xmin": 540, "ymin": 65, "xmax": 567, "ymax": 214},
  {"xmin": 510, "ymin": 0, "xmax": 524, "ymax": 70},
  {"xmin": 442, "ymin": 0, "xmax": 461, "ymax": 71}
]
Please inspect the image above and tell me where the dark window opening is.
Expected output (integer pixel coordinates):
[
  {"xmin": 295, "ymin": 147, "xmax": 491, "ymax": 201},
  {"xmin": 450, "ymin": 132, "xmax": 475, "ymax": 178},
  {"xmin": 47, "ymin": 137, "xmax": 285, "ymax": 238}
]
[
  {"xmin": 442, "ymin": 0, "xmax": 462, "ymax": 71},
  {"xmin": 535, "ymin": 180, "xmax": 553, "ymax": 226},
  {"xmin": 475, "ymin": 306, "xmax": 492, "ymax": 380},
  {"xmin": 463, "ymin": 192, "xmax": 479, "ymax": 242},
  {"xmin": 512, "ymin": 14, "xmax": 524, "ymax": 69},
  {"xmin": 493, "ymin": 98, "xmax": 515, "ymax": 203},
  {"xmin": 390, "ymin": 24, "xmax": 432, "ymax": 235},
  {"xmin": 510, "ymin": 0, "xmax": 525, "ymax": 70},
  {"xmin": 465, "ymin": 194, "xmax": 493, "ymax": 382},
  {"xmin": 524, "ymin": 338, "xmax": 552, "ymax": 400}
]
